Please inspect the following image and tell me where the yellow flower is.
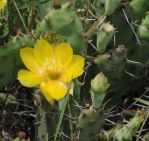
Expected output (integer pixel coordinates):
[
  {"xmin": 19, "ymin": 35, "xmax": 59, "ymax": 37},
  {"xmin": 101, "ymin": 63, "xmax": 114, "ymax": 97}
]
[
  {"xmin": 18, "ymin": 39, "xmax": 84, "ymax": 103},
  {"xmin": 0, "ymin": 0, "xmax": 7, "ymax": 10}
]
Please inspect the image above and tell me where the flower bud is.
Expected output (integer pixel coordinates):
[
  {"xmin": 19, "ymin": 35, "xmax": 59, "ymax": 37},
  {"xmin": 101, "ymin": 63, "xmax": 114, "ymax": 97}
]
[{"xmin": 91, "ymin": 72, "xmax": 109, "ymax": 94}]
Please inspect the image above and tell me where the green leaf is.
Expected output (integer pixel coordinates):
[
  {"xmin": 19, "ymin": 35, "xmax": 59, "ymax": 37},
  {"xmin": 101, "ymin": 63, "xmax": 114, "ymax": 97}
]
[
  {"xmin": 0, "ymin": 93, "xmax": 17, "ymax": 104},
  {"xmin": 134, "ymin": 98, "xmax": 149, "ymax": 106},
  {"xmin": 54, "ymin": 82, "xmax": 72, "ymax": 141}
]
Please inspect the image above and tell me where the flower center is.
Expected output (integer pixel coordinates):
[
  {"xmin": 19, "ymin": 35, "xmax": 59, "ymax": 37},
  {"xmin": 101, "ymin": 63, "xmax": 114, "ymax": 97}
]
[
  {"xmin": 48, "ymin": 71, "xmax": 62, "ymax": 80},
  {"xmin": 42, "ymin": 57, "xmax": 62, "ymax": 80}
]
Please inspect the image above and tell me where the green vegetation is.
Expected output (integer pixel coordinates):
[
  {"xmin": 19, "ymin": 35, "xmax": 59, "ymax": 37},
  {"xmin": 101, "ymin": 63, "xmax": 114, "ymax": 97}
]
[{"xmin": 0, "ymin": 0, "xmax": 149, "ymax": 140}]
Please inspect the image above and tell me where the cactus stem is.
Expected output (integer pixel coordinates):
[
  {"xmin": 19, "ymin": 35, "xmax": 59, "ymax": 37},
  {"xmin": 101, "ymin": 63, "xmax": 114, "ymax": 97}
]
[{"xmin": 136, "ymin": 111, "xmax": 149, "ymax": 141}]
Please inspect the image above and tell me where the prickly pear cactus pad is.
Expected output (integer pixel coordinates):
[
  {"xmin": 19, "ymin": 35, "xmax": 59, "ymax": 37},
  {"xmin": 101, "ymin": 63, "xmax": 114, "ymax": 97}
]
[{"xmin": 0, "ymin": 0, "xmax": 149, "ymax": 141}]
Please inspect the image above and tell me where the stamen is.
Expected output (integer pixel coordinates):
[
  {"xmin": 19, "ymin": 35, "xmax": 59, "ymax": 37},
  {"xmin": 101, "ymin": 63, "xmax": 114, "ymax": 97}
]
[{"xmin": 43, "ymin": 57, "xmax": 62, "ymax": 80}]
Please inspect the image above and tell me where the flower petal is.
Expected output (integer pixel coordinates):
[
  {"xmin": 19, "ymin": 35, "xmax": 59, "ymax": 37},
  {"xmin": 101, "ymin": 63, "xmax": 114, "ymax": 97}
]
[
  {"xmin": 20, "ymin": 47, "xmax": 42, "ymax": 73},
  {"xmin": 55, "ymin": 43, "xmax": 73, "ymax": 68},
  {"xmin": 40, "ymin": 82, "xmax": 54, "ymax": 105},
  {"xmin": 60, "ymin": 55, "xmax": 84, "ymax": 82},
  {"xmin": 18, "ymin": 70, "xmax": 44, "ymax": 87},
  {"xmin": 34, "ymin": 38, "xmax": 54, "ymax": 66},
  {"xmin": 0, "ymin": 0, "xmax": 7, "ymax": 9},
  {"xmin": 43, "ymin": 80, "xmax": 67, "ymax": 100}
]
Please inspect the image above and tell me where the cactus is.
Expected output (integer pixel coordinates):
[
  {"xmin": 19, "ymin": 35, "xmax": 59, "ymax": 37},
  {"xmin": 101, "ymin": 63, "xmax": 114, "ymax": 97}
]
[
  {"xmin": 90, "ymin": 73, "xmax": 110, "ymax": 108},
  {"xmin": 97, "ymin": 110, "xmax": 145, "ymax": 141},
  {"xmin": 36, "ymin": 2, "xmax": 86, "ymax": 53},
  {"xmin": 96, "ymin": 22, "xmax": 116, "ymax": 53},
  {"xmin": 0, "ymin": 0, "xmax": 149, "ymax": 140},
  {"xmin": 114, "ymin": 111, "xmax": 144, "ymax": 141},
  {"xmin": 130, "ymin": 0, "xmax": 149, "ymax": 19},
  {"xmin": 77, "ymin": 107, "xmax": 105, "ymax": 141},
  {"xmin": 95, "ymin": 45, "xmax": 127, "ymax": 82},
  {"xmin": 138, "ymin": 12, "xmax": 149, "ymax": 39},
  {"xmin": 0, "ymin": 35, "xmax": 34, "ymax": 88},
  {"xmin": 34, "ymin": 93, "xmax": 56, "ymax": 141},
  {"xmin": 105, "ymin": 0, "xmax": 120, "ymax": 16}
]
